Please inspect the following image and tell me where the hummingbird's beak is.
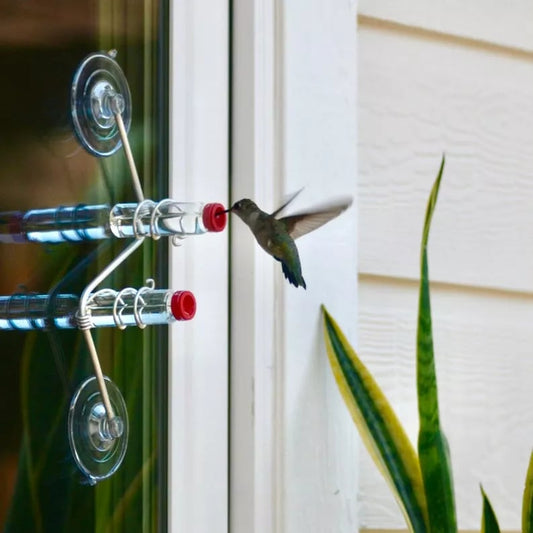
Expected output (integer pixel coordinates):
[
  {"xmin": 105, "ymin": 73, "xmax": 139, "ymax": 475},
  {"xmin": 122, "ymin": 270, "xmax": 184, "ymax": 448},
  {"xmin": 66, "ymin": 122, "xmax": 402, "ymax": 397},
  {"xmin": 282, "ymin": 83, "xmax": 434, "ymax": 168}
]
[{"xmin": 217, "ymin": 206, "xmax": 232, "ymax": 216}]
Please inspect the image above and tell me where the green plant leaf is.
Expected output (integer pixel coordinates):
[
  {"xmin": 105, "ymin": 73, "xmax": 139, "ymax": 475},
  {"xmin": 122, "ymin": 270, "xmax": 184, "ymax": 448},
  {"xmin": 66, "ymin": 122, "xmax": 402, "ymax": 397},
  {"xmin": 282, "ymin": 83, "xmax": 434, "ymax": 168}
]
[
  {"xmin": 322, "ymin": 306, "xmax": 428, "ymax": 532},
  {"xmin": 522, "ymin": 450, "xmax": 533, "ymax": 532},
  {"xmin": 481, "ymin": 486, "xmax": 501, "ymax": 533},
  {"xmin": 416, "ymin": 156, "xmax": 457, "ymax": 532}
]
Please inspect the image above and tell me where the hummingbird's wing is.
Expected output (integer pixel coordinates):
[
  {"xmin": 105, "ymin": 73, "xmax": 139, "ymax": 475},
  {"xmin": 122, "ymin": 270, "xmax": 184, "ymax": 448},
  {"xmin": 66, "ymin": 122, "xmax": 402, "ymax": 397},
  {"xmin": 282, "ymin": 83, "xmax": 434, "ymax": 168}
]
[
  {"xmin": 270, "ymin": 188, "xmax": 304, "ymax": 218},
  {"xmin": 280, "ymin": 196, "xmax": 353, "ymax": 240}
]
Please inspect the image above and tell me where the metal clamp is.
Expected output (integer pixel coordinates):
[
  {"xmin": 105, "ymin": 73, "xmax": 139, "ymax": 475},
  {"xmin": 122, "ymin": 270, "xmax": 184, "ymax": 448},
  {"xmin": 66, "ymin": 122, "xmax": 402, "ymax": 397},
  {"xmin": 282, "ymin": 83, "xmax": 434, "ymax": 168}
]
[
  {"xmin": 76, "ymin": 237, "xmax": 145, "ymax": 428},
  {"xmin": 132, "ymin": 200, "xmax": 155, "ymax": 238},
  {"xmin": 131, "ymin": 198, "xmax": 185, "ymax": 243},
  {"xmin": 86, "ymin": 278, "xmax": 157, "ymax": 330}
]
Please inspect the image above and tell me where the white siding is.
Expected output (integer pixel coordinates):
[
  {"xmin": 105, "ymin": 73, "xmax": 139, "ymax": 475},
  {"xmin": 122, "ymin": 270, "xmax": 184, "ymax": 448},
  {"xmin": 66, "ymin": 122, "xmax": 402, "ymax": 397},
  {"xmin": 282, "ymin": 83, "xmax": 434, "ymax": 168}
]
[
  {"xmin": 360, "ymin": 1, "xmax": 533, "ymax": 52},
  {"xmin": 358, "ymin": 6, "xmax": 533, "ymax": 531}
]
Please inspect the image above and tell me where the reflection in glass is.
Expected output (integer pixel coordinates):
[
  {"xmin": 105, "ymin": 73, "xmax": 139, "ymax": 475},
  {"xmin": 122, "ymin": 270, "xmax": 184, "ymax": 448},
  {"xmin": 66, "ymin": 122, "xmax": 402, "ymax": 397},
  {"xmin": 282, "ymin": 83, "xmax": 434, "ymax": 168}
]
[{"xmin": 0, "ymin": 1, "xmax": 169, "ymax": 531}]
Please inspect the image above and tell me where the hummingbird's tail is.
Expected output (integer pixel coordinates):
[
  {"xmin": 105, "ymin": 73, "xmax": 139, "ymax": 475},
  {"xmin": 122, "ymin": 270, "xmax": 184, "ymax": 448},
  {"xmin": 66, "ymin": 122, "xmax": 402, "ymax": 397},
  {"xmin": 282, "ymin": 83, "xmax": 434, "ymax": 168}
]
[{"xmin": 281, "ymin": 261, "xmax": 306, "ymax": 289}]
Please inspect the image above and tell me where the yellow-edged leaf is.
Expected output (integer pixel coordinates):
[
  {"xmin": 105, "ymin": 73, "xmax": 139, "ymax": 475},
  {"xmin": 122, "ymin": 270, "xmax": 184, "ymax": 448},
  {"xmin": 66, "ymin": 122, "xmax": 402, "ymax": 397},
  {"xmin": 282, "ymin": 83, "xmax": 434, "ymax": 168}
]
[
  {"xmin": 481, "ymin": 486, "xmax": 501, "ymax": 533},
  {"xmin": 416, "ymin": 157, "xmax": 457, "ymax": 532},
  {"xmin": 322, "ymin": 306, "xmax": 428, "ymax": 532},
  {"xmin": 523, "ymin": 450, "xmax": 533, "ymax": 533}
]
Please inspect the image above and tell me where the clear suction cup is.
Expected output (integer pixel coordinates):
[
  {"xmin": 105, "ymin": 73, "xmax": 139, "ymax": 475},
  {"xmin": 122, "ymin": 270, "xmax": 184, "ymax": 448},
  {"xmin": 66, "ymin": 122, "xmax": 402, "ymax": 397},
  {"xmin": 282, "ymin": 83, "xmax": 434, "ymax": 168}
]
[
  {"xmin": 68, "ymin": 375, "xmax": 128, "ymax": 485},
  {"xmin": 71, "ymin": 50, "xmax": 132, "ymax": 157}
]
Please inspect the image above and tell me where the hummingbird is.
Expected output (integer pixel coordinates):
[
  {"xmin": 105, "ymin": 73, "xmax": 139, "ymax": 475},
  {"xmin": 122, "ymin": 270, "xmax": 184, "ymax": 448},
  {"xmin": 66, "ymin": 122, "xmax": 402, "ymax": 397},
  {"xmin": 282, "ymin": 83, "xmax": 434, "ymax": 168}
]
[{"xmin": 225, "ymin": 190, "xmax": 352, "ymax": 289}]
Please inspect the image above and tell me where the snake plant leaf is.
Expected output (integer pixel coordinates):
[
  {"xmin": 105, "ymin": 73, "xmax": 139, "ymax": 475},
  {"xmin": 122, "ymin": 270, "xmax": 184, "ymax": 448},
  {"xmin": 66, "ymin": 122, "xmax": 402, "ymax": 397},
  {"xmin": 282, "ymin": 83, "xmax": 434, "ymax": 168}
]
[
  {"xmin": 416, "ymin": 156, "xmax": 457, "ymax": 532},
  {"xmin": 322, "ymin": 306, "xmax": 429, "ymax": 532},
  {"xmin": 522, "ymin": 450, "xmax": 533, "ymax": 532},
  {"xmin": 480, "ymin": 486, "xmax": 501, "ymax": 533}
]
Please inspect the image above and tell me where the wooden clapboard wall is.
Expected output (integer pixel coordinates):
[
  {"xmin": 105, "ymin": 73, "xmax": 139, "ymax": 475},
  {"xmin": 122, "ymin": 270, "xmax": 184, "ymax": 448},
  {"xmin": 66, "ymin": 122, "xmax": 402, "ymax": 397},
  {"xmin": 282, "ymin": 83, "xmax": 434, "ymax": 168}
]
[{"xmin": 357, "ymin": 3, "xmax": 533, "ymax": 530}]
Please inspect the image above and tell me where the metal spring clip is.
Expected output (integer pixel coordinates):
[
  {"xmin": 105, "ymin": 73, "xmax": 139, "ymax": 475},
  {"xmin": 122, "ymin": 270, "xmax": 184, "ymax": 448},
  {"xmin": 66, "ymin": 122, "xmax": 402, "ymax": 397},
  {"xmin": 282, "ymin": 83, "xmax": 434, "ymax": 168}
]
[
  {"xmin": 131, "ymin": 198, "xmax": 185, "ymax": 246},
  {"xmin": 86, "ymin": 278, "xmax": 156, "ymax": 330}
]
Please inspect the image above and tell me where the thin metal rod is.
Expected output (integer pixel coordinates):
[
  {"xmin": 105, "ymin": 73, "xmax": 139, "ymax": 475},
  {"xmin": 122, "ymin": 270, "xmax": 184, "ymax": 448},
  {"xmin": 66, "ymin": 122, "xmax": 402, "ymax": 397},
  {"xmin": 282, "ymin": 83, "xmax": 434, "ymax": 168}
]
[
  {"xmin": 114, "ymin": 111, "xmax": 145, "ymax": 202},
  {"xmin": 83, "ymin": 328, "xmax": 115, "ymax": 421},
  {"xmin": 78, "ymin": 238, "xmax": 145, "ymax": 425},
  {"xmin": 79, "ymin": 238, "xmax": 145, "ymax": 316},
  {"xmin": 77, "ymin": 95, "xmax": 145, "ymax": 428}
]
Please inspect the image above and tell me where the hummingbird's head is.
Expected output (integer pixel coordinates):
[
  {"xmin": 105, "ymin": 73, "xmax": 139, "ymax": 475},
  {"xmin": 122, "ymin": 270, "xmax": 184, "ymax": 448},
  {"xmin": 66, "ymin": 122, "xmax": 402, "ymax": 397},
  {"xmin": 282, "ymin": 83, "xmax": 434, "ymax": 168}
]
[{"xmin": 226, "ymin": 198, "xmax": 258, "ymax": 223}]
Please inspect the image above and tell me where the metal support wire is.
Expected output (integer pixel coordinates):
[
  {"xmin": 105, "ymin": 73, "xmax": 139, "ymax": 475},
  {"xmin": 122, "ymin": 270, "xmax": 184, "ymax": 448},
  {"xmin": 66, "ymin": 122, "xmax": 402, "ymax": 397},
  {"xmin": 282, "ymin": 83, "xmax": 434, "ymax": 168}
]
[
  {"xmin": 76, "ymin": 238, "xmax": 145, "ymax": 428},
  {"xmin": 70, "ymin": 51, "xmax": 149, "ymax": 444},
  {"xmin": 77, "ymin": 93, "xmax": 147, "ymax": 428},
  {"xmin": 73, "ymin": 70, "xmax": 150, "ymax": 436},
  {"xmin": 111, "ymin": 95, "xmax": 145, "ymax": 203}
]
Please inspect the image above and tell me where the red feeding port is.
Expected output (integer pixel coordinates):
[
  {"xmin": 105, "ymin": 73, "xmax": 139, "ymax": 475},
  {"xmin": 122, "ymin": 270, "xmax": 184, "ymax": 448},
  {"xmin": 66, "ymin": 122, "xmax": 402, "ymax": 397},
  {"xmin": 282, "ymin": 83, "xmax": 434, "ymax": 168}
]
[
  {"xmin": 171, "ymin": 291, "xmax": 197, "ymax": 321},
  {"xmin": 202, "ymin": 203, "xmax": 227, "ymax": 232}
]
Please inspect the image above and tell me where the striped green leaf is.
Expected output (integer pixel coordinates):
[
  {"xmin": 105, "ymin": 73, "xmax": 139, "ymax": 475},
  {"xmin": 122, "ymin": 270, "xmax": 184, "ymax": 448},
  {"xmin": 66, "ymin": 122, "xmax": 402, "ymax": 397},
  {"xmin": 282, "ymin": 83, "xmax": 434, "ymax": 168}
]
[
  {"xmin": 416, "ymin": 156, "xmax": 457, "ymax": 532},
  {"xmin": 322, "ymin": 307, "xmax": 429, "ymax": 532},
  {"xmin": 523, "ymin": 451, "xmax": 533, "ymax": 533},
  {"xmin": 481, "ymin": 486, "xmax": 501, "ymax": 533}
]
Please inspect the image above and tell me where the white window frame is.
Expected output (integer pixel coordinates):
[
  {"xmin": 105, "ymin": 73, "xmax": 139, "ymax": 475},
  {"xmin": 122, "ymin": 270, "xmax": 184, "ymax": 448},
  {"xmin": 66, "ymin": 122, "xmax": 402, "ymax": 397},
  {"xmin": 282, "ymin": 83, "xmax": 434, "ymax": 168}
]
[
  {"xmin": 169, "ymin": 1, "xmax": 229, "ymax": 532},
  {"xmin": 231, "ymin": 1, "xmax": 359, "ymax": 532},
  {"xmin": 167, "ymin": 1, "xmax": 357, "ymax": 531}
]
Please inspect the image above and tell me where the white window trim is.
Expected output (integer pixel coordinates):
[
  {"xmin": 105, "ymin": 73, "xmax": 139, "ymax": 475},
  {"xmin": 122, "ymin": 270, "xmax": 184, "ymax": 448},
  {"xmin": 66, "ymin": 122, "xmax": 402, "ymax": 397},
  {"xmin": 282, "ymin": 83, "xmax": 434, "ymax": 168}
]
[
  {"xmin": 167, "ymin": 1, "xmax": 357, "ymax": 531},
  {"xmin": 230, "ymin": 0, "xmax": 280, "ymax": 529},
  {"xmin": 231, "ymin": 1, "xmax": 359, "ymax": 532},
  {"xmin": 169, "ymin": 1, "xmax": 229, "ymax": 532}
]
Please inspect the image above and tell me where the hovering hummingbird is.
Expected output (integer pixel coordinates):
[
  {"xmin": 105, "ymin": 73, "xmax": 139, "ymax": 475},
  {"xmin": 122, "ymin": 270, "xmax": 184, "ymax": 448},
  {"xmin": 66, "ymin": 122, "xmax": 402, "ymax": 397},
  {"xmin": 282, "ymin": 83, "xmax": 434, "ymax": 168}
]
[{"xmin": 225, "ymin": 191, "xmax": 352, "ymax": 289}]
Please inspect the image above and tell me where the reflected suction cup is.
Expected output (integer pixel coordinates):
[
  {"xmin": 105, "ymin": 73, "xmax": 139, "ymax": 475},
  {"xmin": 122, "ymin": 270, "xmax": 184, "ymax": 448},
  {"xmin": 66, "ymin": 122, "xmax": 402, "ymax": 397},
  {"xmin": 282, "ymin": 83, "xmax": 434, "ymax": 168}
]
[
  {"xmin": 71, "ymin": 50, "xmax": 132, "ymax": 157},
  {"xmin": 68, "ymin": 375, "xmax": 128, "ymax": 485}
]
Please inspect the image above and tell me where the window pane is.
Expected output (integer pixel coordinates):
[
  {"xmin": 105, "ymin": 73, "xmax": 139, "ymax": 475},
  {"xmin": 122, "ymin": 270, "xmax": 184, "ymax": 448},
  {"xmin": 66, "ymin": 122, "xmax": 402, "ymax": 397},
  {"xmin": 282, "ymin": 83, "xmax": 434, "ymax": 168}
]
[{"xmin": 0, "ymin": 1, "xmax": 168, "ymax": 531}]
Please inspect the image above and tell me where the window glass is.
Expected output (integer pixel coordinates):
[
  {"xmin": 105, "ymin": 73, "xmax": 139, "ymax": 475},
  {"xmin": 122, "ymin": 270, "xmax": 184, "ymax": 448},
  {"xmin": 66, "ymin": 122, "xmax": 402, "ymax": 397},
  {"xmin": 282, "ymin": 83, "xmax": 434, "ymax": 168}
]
[{"xmin": 0, "ymin": 1, "xmax": 168, "ymax": 531}]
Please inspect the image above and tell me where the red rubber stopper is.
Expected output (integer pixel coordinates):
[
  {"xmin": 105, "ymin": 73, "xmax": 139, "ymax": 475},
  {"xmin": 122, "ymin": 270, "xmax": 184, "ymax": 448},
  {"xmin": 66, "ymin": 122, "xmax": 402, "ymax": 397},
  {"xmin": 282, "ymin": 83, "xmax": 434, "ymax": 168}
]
[
  {"xmin": 202, "ymin": 203, "xmax": 227, "ymax": 232},
  {"xmin": 171, "ymin": 291, "xmax": 197, "ymax": 321}
]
